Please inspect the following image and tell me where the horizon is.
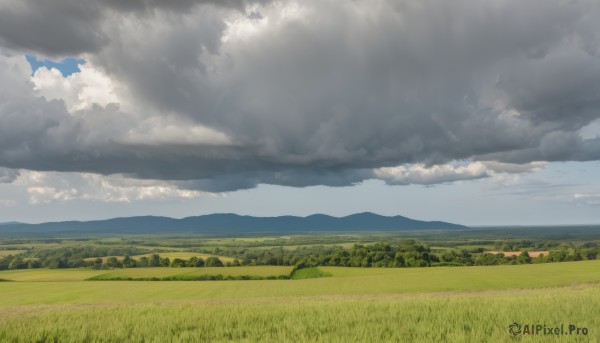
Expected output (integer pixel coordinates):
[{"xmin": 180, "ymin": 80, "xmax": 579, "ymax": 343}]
[{"xmin": 3, "ymin": 211, "xmax": 600, "ymax": 227}]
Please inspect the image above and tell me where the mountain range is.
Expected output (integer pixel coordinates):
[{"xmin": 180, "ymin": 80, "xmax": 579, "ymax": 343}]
[{"xmin": 0, "ymin": 212, "xmax": 467, "ymax": 236}]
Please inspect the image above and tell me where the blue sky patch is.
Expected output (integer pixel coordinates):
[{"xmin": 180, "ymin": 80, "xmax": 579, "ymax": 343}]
[{"xmin": 26, "ymin": 55, "xmax": 85, "ymax": 77}]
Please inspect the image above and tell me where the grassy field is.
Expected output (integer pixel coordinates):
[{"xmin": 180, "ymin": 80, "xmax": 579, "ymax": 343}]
[
  {"xmin": 0, "ymin": 286, "xmax": 598, "ymax": 341},
  {"xmin": 1, "ymin": 261, "xmax": 599, "ymax": 342},
  {"xmin": 0, "ymin": 260, "xmax": 597, "ymax": 302},
  {"xmin": 0, "ymin": 242, "xmax": 63, "ymax": 250},
  {"xmin": 0, "ymin": 287, "xmax": 600, "ymax": 342},
  {"xmin": 319, "ymin": 261, "xmax": 600, "ymax": 291},
  {"xmin": 0, "ymin": 249, "xmax": 25, "ymax": 257},
  {"xmin": 0, "ymin": 268, "xmax": 106, "ymax": 282},
  {"xmin": 90, "ymin": 266, "xmax": 292, "ymax": 280},
  {"xmin": 0, "ymin": 266, "xmax": 293, "ymax": 282}
]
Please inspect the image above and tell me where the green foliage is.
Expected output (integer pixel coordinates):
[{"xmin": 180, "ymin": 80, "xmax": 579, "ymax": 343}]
[
  {"xmin": 291, "ymin": 267, "xmax": 332, "ymax": 279},
  {"xmin": 169, "ymin": 258, "xmax": 186, "ymax": 268},
  {"xmin": 204, "ymin": 256, "xmax": 223, "ymax": 267},
  {"xmin": 149, "ymin": 253, "xmax": 160, "ymax": 267},
  {"xmin": 2, "ymin": 233, "xmax": 600, "ymax": 274},
  {"xmin": 89, "ymin": 274, "xmax": 290, "ymax": 281}
]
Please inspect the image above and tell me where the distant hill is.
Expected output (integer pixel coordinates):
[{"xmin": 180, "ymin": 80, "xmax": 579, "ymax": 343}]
[{"xmin": 0, "ymin": 212, "xmax": 468, "ymax": 236}]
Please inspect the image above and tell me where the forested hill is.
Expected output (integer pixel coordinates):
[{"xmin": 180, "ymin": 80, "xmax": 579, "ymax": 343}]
[{"xmin": 0, "ymin": 212, "xmax": 468, "ymax": 236}]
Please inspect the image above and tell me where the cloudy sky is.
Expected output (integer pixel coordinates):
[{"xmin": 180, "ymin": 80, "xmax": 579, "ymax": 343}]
[{"xmin": 1, "ymin": 0, "xmax": 600, "ymax": 225}]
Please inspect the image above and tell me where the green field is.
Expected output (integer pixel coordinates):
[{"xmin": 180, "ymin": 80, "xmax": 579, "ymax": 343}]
[
  {"xmin": 0, "ymin": 286, "xmax": 598, "ymax": 342},
  {"xmin": 0, "ymin": 268, "xmax": 107, "ymax": 282},
  {"xmin": 90, "ymin": 266, "xmax": 292, "ymax": 280},
  {"xmin": 0, "ymin": 266, "xmax": 293, "ymax": 282},
  {"xmin": 1, "ymin": 261, "xmax": 599, "ymax": 342},
  {"xmin": 0, "ymin": 261, "xmax": 600, "ymax": 342},
  {"xmin": 0, "ymin": 249, "xmax": 25, "ymax": 257}
]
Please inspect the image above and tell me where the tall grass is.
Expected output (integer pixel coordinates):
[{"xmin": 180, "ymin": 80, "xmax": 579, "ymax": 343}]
[{"xmin": 0, "ymin": 286, "xmax": 598, "ymax": 342}]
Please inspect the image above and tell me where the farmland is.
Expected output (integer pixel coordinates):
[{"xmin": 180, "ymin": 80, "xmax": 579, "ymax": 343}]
[
  {"xmin": 0, "ymin": 286, "xmax": 598, "ymax": 342},
  {"xmin": 1, "ymin": 229, "xmax": 600, "ymax": 342},
  {"xmin": 0, "ymin": 266, "xmax": 293, "ymax": 282},
  {"xmin": 0, "ymin": 249, "xmax": 24, "ymax": 257},
  {"xmin": 0, "ymin": 261, "xmax": 599, "ymax": 342},
  {"xmin": 1, "ymin": 260, "xmax": 600, "ymax": 299}
]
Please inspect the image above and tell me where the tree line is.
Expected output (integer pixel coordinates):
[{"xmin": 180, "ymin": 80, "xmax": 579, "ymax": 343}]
[{"xmin": 1, "ymin": 240, "xmax": 599, "ymax": 271}]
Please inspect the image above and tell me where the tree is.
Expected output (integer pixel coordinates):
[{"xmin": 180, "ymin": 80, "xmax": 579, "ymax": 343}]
[
  {"xmin": 160, "ymin": 257, "xmax": 171, "ymax": 267},
  {"xmin": 138, "ymin": 256, "xmax": 149, "ymax": 267},
  {"xmin": 122, "ymin": 254, "xmax": 135, "ymax": 268},
  {"xmin": 516, "ymin": 251, "xmax": 531, "ymax": 264},
  {"xmin": 205, "ymin": 257, "xmax": 223, "ymax": 267},
  {"xmin": 27, "ymin": 259, "xmax": 42, "ymax": 269},
  {"xmin": 170, "ymin": 258, "xmax": 186, "ymax": 267},
  {"xmin": 194, "ymin": 257, "xmax": 205, "ymax": 267},
  {"xmin": 104, "ymin": 256, "xmax": 120, "ymax": 269},
  {"xmin": 93, "ymin": 258, "xmax": 103, "ymax": 270},
  {"xmin": 8, "ymin": 257, "xmax": 25, "ymax": 270},
  {"xmin": 149, "ymin": 254, "xmax": 161, "ymax": 267}
]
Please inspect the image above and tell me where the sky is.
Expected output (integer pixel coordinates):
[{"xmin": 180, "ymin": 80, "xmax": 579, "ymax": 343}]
[{"xmin": 0, "ymin": 0, "xmax": 600, "ymax": 226}]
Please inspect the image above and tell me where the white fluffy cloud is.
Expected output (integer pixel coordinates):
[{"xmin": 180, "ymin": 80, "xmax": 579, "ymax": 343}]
[
  {"xmin": 13, "ymin": 171, "xmax": 204, "ymax": 204},
  {"xmin": 373, "ymin": 161, "xmax": 546, "ymax": 186},
  {"xmin": 31, "ymin": 63, "xmax": 119, "ymax": 112}
]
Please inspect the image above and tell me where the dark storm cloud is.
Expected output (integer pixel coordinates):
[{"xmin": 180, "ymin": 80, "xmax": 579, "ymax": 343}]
[
  {"xmin": 0, "ymin": 0, "xmax": 267, "ymax": 55},
  {"xmin": 1, "ymin": 0, "xmax": 600, "ymax": 191},
  {"xmin": 0, "ymin": 0, "xmax": 107, "ymax": 55},
  {"xmin": 100, "ymin": 0, "xmax": 271, "ymax": 12}
]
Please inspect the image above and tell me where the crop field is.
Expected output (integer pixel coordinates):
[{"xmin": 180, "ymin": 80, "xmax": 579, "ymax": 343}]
[
  {"xmin": 1, "ymin": 254, "xmax": 600, "ymax": 341},
  {"xmin": 319, "ymin": 261, "xmax": 600, "ymax": 291},
  {"xmin": 0, "ymin": 261, "xmax": 599, "ymax": 341},
  {"xmin": 90, "ymin": 266, "xmax": 293, "ymax": 280},
  {"xmin": 0, "ymin": 286, "xmax": 598, "ymax": 342},
  {"xmin": 0, "ymin": 268, "xmax": 106, "ymax": 281},
  {"xmin": 0, "ymin": 266, "xmax": 293, "ymax": 282},
  {"xmin": 0, "ymin": 249, "xmax": 25, "ymax": 257},
  {"xmin": 0, "ymin": 261, "xmax": 598, "ymax": 299},
  {"xmin": 0, "ymin": 242, "xmax": 63, "ymax": 250}
]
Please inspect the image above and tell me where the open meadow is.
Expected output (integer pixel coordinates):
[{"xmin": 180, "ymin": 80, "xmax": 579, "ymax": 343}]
[
  {"xmin": 0, "ymin": 266, "xmax": 293, "ymax": 282},
  {"xmin": 1, "ymin": 261, "xmax": 599, "ymax": 342}
]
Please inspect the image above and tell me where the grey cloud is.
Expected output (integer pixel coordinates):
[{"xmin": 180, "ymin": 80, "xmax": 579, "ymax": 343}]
[
  {"xmin": 100, "ymin": 0, "xmax": 271, "ymax": 12},
  {"xmin": 0, "ymin": 0, "xmax": 268, "ymax": 56},
  {"xmin": 176, "ymin": 168, "xmax": 372, "ymax": 192},
  {"xmin": 1, "ymin": 0, "xmax": 600, "ymax": 191},
  {"xmin": 0, "ymin": 168, "xmax": 19, "ymax": 183},
  {"xmin": 0, "ymin": 0, "xmax": 107, "ymax": 56}
]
